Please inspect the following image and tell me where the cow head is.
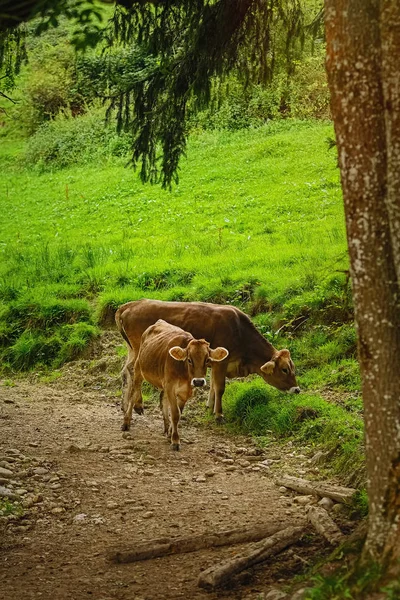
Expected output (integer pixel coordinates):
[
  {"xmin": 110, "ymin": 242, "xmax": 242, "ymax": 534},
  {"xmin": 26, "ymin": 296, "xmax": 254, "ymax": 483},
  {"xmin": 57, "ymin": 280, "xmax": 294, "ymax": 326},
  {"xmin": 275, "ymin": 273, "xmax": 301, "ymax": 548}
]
[
  {"xmin": 260, "ymin": 349, "xmax": 300, "ymax": 393},
  {"xmin": 169, "ymin": 340, "xmax": 229, "ymax": 388}
]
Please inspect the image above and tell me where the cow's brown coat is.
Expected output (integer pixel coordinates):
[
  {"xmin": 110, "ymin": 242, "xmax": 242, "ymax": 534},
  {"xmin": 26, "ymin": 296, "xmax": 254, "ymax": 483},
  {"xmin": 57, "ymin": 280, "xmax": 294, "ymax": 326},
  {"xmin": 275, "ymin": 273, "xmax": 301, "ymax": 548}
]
[
  {"xmin": 123, "ymin": 319, "xmax": 228, "ymax": 449},
  {"xmin": 116, "ymin": 299, "xmax": 299, "ymax": 423}
]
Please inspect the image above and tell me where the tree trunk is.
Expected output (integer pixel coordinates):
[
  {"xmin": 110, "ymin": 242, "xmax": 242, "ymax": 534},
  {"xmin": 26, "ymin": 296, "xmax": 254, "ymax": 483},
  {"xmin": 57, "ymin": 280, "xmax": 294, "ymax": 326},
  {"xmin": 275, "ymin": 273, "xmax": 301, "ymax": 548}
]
[{"xmin": 325, "ymin": 0, "xmax": 400, "ymax": 573}]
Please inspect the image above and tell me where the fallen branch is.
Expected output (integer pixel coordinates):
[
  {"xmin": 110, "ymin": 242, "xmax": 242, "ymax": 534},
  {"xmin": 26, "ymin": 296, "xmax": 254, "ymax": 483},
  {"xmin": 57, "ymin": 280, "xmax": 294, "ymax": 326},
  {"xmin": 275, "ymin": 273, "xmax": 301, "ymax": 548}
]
[
  {"xmin": 276, "ymin": 476, "xmax": 356, "ymax": 504},
  {"xmin": 111, "ymin": 522, "xmax": 283, "ymax": 564},
  {"xmin": 307, "ymin": 505, "xmax": 345, "ymax": 545},
  {"xmin": 197, "ymin": 525, "xmax": 305, "ymax": 590}
]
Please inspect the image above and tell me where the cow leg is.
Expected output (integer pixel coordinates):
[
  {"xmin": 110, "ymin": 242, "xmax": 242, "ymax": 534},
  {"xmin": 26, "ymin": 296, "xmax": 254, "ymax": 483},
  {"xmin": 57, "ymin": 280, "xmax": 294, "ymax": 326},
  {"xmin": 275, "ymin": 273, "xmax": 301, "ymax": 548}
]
[
  {"xmin": 122, "ymin": 359, "xmax": 143, "ymax": 431},
  {"xmin": 168, "ymin": 393, "xmax": 182, "ymax": 451},
  {"xmin": 207, "ymin": 373, "xmax": 216, "ymax": 412},
  {"xmin": 210, "ymin": 363, "xmax": 227, "ymax": 424},
  {"xmin": 160, "ymin": 391, "xmax": 170, "ymax": 436},
  {"xmin": 120, "ymin": 347, "xmax": 136, "ymax": 414}
]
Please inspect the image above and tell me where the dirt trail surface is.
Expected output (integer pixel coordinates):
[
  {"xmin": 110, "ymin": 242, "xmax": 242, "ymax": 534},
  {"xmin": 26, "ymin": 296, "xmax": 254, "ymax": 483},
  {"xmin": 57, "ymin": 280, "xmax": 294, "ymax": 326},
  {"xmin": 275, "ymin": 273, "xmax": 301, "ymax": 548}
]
[{"xmin": 0, "ymin": 345, "xmax": 330, "ymax": 600}]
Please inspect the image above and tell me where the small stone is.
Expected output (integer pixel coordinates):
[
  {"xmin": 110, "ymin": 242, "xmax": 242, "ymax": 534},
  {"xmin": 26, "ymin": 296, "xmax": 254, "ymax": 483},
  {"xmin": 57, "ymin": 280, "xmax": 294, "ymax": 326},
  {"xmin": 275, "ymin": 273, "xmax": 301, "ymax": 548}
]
[
  {"xmin": 294, "ymin": 495, "xmax": 315, "ymax": 506},
  {"xmin": 0, "ymin": 485, "xmax": 19, "ymax": 500},
  {"xmin": 195, "ymin": 476, "xmax": 207, "ymax": 483},
  {"xmin": 221, "ymin": 458, "xmax": 234, "ymax": 464},
  {"xmin": 252, "ymin": 466, "xmax": 261, "ymax": 472},
  {"xmin": 33, "ymin": 467, "xmax": 48, "ymax": 476},
  {"xmin": 221, "ymin": 496, "xmax": 229, "ymax": 500},
  {"xmin": 204, "ymin": 471, "xmax": 216, "ymax": 478},
  {"xmin": 265, "ymin": 589, "xmax": 288, "ymax": 600},
  {"xmin": 318, "ymin": 497, "xmax": 335, "ymax": 511},
  {"xmin": 291, "ymin": 588, "xmax": 309, "ymax": 600},
  {"xmin": 73, "ymin": 513, "xmax": 87, "ymax": 522},
  {"xmin": 106, "ymin": 501, "xmax": 119, "ymax": 509},
  {"xmin": 245, "ymin": 448, "xmax": 262, "ymax": 456},
  {"xmin": 143, "ymin": 511, "xmax": 154, "ymax": 519},
  {"xmin": 51, "ymin": 507, "xmax": 64, "ymax": 515},
  {"xmin": 279, "ymin": 486, "xmax": 289, "ymax": 493},
  {"xmin": 238, "ymin": 459, "xmax": 251, "ymax": 468},
  {"xmin": 0, "ymin": 467, "xmax": 13, "ymax": 478},
  {"xmin": 28, "ymin": 442, "xmax": 39, "ymax": 448},
  {"xmin": 225, "ymin": 466, "xmax": 236, "ymax": 472},
  {"xmin": 15, "ymin": 488, "xmax": 28, "ymax": 495},
  {"xmin": 5, "ymin": 449, "xmax": 21, "ymax": 456},
  {"xmin": 50, "ymin": 483, "xmax": 62, "ymax": 490},
  {"xmin": 122, "ymin": 432, "xmax": 133, "ymax": 440},
  {"xmin": 143, "ymin": 470, "xmax": 154, "ymax": 477},
  {"xmin": 68, "ymin": 444, "xmax": 83, "ymax": 453}
]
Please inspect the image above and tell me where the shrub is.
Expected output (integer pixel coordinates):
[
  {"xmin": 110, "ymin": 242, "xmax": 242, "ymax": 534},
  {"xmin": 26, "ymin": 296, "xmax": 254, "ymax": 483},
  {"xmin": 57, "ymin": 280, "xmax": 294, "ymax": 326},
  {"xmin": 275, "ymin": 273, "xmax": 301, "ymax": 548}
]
[{"xmin": 24, "ymin": 108, "xmax": 132, "ymax": 169}]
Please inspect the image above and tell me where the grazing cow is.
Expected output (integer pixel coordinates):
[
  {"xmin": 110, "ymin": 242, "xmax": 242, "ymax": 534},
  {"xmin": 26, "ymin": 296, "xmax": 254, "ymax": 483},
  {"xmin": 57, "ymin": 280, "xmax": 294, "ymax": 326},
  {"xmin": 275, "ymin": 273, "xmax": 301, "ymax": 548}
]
[
  {"xmin": 116, "ymin": 299, "xmax": 300, "ymax": 424},
  {"xmin": 124, "ymin": 319, "xmax": 228, "ymax": 449}
]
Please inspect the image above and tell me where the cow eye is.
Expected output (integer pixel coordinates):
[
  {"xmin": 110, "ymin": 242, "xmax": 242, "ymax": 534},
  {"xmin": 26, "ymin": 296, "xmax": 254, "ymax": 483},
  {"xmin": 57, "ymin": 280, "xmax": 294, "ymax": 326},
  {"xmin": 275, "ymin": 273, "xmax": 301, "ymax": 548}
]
[
  {"xmin": 188, "ymin": 358, "xmax": 193, "ymax": 365},
  {"xmin": 282, "ymin": 367, "xmax": 289, "ymax": 374}
]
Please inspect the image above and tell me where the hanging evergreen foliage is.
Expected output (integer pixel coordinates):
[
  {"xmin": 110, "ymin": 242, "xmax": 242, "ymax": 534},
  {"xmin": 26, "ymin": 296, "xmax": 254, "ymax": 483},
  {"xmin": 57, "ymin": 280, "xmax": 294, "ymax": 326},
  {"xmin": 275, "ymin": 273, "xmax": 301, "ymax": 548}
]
[{"xmin": 103, "ymin": 0, "xmax": 318, "ymax": 187}]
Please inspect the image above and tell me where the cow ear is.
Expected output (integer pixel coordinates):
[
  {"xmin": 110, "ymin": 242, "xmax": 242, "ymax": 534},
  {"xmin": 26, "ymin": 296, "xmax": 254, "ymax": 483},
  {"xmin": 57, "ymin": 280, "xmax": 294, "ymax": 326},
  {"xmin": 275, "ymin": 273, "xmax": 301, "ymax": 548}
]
[
  {"xmin": 276, "ymin": 349, "xmax": 290, "ymax": 359},
  {"xmin": 169, "ymin": 346, "xmax": 187, "ymax": 361},
  {"xmin": 209, "ymin": 347, "xmax": 229, "ymax": 362},
  {"xmin": 261, "ymin": 360, "xmax": 275, "ymax": 375}
]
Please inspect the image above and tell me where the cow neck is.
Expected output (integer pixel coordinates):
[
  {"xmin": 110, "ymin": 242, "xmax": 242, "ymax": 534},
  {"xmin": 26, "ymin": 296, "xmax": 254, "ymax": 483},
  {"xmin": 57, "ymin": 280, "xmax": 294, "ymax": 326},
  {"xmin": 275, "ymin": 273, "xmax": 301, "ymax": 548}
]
[{"xmin": 241, "ymin": 317, "xmax": 276, "ymax": 368}]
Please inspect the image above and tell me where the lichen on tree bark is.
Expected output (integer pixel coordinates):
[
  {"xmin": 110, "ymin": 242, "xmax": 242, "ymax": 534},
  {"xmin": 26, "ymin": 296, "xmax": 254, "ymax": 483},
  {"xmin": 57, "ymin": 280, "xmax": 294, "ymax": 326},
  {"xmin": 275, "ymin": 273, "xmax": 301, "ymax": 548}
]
[{"xmin": 325, "ymin": 0, "xmax": 400, "ymax": 572}]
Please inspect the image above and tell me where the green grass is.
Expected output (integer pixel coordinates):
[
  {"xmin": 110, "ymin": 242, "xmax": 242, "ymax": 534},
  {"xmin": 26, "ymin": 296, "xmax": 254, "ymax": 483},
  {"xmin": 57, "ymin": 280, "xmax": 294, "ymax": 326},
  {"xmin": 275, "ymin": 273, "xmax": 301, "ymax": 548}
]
[
  {"xmin": 0, "ymin": 120, "xmax": 349, "ymax": 371},
  {"xmin": 0, "ymin": 120, "xmax": 358, "ymax": 383},
  {"xmin": 221, "ymin": 379, "xmax": 364, "ymax": 485}
]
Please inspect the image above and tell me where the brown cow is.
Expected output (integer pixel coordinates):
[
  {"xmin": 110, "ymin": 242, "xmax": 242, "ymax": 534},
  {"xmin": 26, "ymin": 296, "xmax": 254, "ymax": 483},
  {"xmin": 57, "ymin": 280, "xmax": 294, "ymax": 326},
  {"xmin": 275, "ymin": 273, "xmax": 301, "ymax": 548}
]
[
  {"xmin": 116, "ymin": 299, "xmax": 300, "ymax": 424},
  {"xmin": 124, "ymin": 319, "xmax": 228, "ymax": 449}
]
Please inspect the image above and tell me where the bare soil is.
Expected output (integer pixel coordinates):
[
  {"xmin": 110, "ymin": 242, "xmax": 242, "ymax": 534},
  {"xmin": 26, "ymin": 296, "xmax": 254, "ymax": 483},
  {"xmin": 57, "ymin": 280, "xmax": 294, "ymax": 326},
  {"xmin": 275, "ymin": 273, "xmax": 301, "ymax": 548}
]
[{"xmin": 0, "ymin": 335, "xmax": 339, "ymax": 600}]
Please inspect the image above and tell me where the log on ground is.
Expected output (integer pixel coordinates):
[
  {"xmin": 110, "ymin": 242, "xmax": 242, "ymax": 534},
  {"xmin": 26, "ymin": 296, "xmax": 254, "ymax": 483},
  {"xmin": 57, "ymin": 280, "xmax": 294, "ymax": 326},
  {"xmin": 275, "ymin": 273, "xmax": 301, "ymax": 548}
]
[
  {"xmin": 276, "ymin": 476, "xmax": 356, "ymax": 503},
  {"xmin": 111, "ymin": 522, "xmax": 284, "ymax": 563},
  {"xmin": 197, "ymin": 525, "xmax": 305, "ymax": 590},
  {"xmin": 307, "ymin": 505, "xmax": 345, "ymax": 545}
]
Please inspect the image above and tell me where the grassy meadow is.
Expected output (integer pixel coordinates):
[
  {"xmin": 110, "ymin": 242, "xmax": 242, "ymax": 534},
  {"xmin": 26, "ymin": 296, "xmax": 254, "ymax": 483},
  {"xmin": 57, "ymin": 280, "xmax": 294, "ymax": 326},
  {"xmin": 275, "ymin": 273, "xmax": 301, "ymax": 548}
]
[{"xmin": 0, "ymin": 118, "xmax": 364, "ymax": 484}]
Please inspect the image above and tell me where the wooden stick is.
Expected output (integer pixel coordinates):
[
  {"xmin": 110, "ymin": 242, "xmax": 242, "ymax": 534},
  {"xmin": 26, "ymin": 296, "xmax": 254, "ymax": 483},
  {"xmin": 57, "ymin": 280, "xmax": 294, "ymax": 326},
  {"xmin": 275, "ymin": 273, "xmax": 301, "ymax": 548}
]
[
  {"xmin": 111, "ymin": 523, "xmax": 284, "ymax": 564},
  {"xmin": 307, "ymin": 505, "xmax": 345, "ymax": 545},
  {"xmin": 197, "ymin": 526, "xmax": 305, "ymax": 590},
  {"xmin": 276, "ymin": 476, "xmax": 357, "ymax": 504}
]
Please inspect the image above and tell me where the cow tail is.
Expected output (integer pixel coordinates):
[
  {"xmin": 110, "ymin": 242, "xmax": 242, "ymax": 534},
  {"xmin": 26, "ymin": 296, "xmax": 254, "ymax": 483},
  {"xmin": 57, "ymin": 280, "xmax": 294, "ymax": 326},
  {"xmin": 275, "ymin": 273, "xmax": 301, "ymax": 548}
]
[{"xmin": 115, "ymin": 308, "xmax": 133, "ymax": 349}]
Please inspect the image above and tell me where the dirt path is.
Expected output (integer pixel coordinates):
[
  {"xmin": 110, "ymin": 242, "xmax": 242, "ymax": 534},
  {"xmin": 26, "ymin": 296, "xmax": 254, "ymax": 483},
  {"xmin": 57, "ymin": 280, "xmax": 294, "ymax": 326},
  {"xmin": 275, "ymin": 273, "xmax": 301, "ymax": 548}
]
[{"xmin": 0, "ymin": 352, "xmax": 329, "ymax": 600}]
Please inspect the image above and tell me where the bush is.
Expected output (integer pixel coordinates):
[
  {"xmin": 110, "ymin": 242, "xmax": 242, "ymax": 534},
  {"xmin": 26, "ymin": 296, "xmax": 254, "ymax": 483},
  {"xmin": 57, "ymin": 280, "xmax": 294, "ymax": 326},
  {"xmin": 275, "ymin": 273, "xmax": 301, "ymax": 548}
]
[{"xmin": 24, "ymin": 109, "xmax": 133, "ymax": 169}]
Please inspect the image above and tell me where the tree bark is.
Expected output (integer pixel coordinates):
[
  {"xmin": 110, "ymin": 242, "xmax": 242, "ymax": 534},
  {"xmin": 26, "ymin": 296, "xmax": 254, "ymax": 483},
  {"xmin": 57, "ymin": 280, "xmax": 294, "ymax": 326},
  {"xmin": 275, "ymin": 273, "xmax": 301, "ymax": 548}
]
[
  {"xmin": 307, "ymin": 505, "xmax": 344, "ymax": 545},
  {"xmin": 110, "ymin": 522, "xmax": 283, "ymax": 563},
  {"xmin": 325, "ymin": 0, "xmax": 400, "ymax": 572},
  {"xmin": 197, "ymin": 526, "xmax": 305, "ymax": 590},
  {"xmin": 276, "ymin": 475, "xmax": 356, "ymax": 503}
]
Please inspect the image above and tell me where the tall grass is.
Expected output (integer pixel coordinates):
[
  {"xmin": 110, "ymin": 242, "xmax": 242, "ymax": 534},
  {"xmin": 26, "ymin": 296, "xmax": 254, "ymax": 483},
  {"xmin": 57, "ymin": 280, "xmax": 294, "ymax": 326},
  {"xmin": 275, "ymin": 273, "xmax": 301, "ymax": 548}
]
[{"xmin": 0, "ymin": 120, "xmax": 352, "ymax": 375}]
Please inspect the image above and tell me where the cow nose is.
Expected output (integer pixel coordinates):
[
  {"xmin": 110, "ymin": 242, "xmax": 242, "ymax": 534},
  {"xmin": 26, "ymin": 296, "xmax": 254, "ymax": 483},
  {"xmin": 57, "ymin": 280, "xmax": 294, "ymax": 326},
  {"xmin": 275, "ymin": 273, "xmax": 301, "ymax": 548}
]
[
  {"xmin": 290, "ymin": 386, "xmax": 301, "ymax": 394},
  {"xmin": 192, "ymin": 378, "xmax": 206, "ymax": 387}
]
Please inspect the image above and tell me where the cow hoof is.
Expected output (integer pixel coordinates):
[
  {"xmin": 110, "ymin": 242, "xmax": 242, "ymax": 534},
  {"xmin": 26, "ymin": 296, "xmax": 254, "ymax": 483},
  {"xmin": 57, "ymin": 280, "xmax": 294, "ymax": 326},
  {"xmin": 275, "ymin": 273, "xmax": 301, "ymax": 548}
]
[
  {"xmin": 121, "ymin": 423, "xmax": 130, "ymax": 431},
  {"xmin": 134, "ymin": 405, "xmax": 144, "ymax": 415},
  {"xmin": 215, "ymin": 415, "xmax": 225, "ymax": 425},
  {"xmin": 171, "ymin": 443, "xmax": 180, "ymax": 451}
]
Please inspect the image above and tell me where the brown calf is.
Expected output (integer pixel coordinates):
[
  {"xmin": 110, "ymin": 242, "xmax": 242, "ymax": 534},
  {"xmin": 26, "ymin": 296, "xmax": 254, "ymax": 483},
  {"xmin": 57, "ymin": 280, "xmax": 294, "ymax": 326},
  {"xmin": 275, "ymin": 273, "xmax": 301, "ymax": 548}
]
[{"xmin": 123, "ymin": 319, "xmax": 228, "ymax": 450}]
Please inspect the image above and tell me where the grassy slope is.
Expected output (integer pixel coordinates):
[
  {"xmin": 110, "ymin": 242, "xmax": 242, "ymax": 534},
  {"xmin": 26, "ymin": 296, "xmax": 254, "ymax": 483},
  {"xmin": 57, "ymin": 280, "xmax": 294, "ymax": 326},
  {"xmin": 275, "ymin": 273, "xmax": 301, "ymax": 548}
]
[
  {"xmin": 0, "ymin": 120, "xmax": 364, "ymax": 485},
  {"xmin": 1, "ymin": 121, "xmax": 345, "ymax": 310}
]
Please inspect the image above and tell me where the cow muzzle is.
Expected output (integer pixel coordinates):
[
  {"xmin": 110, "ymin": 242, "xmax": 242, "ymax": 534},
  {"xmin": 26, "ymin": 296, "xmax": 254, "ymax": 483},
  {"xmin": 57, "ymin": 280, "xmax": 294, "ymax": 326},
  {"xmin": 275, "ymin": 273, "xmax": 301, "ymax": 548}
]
[
  {"xmin": 192, "ymin": 378, "xmax": 206, "ymax": 388},
  {"xmin": 289, "ymin": 386, "xmax": 301, "ymax": 394}
]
